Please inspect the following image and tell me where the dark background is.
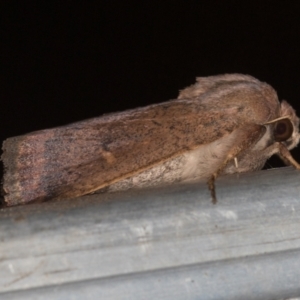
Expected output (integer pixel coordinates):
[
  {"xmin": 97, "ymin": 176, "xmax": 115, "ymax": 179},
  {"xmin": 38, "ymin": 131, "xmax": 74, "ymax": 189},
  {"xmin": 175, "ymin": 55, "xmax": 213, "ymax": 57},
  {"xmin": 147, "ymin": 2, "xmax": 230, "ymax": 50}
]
[{"xmin": 2, "ymin": 1, "xmax": 300, "ymax": 172}]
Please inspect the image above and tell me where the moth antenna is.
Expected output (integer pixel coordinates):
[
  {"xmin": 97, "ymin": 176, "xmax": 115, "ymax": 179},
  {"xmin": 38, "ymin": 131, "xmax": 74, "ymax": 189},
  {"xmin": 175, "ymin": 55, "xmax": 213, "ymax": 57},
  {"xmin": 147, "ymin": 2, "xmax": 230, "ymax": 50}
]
[{"xmin": 264, "ymin": 116, "xmax": 292, "ymax": 125}]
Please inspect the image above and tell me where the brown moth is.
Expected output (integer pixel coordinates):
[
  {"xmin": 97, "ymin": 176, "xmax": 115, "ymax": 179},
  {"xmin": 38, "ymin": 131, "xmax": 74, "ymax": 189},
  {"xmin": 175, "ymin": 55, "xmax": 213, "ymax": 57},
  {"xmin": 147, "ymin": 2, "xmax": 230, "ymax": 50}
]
[{"xmin": 2, "ymin": 74, "xmax": 300, "ymax": 206}]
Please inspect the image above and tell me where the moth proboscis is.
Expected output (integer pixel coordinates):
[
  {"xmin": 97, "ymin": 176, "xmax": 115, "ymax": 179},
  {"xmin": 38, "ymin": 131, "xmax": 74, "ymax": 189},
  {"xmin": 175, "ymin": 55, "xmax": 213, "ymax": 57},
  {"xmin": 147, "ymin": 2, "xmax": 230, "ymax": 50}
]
[{"xmin": 2, "ymin": 73, "xmax": 300, "ymax": 206}]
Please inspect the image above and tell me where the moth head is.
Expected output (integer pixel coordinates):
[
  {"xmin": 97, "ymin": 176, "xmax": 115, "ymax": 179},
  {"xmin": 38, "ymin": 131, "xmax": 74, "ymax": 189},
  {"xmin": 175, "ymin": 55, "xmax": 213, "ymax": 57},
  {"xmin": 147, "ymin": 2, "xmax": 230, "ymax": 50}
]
[{"xmin": 270, "ymin": 100, "xmax": 300, "ymax": 150}]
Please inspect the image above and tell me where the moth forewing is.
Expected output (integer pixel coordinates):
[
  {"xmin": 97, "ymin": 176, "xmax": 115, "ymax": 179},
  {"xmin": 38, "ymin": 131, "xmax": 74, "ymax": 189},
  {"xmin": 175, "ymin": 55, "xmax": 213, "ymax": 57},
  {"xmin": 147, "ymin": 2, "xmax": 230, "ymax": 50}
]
[{"xmin": 2, "ymin": 74, "xmax": 300, "ymax": 206}]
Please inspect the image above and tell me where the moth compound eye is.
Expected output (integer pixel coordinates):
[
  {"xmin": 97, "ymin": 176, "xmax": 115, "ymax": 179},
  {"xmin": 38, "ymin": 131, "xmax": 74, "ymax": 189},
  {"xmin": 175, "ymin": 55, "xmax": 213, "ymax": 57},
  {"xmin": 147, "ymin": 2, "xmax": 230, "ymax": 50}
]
[{"xmin": 274, "ymin": 119, "xmax": 294, "ymax": 142}]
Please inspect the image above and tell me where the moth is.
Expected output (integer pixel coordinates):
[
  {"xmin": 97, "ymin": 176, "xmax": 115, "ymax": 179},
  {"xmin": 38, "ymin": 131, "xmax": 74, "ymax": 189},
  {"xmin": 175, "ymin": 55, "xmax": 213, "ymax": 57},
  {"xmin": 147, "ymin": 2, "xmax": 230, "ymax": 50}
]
[{"xmin": 2, "ymin": 74, "xmax": 300, "ymax": 206}]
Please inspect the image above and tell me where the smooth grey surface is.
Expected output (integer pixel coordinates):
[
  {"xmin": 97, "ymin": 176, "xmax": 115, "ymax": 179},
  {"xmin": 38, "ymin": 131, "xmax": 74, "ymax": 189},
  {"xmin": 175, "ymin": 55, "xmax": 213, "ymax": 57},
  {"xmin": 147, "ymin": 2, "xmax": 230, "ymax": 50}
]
[
  {"xmin": 2, "ymin": 249, "xmax": 300, "ymax": 300},
  {"xmin": 1, "ymin": 167, "xmax": 300, "ymax": 299}
]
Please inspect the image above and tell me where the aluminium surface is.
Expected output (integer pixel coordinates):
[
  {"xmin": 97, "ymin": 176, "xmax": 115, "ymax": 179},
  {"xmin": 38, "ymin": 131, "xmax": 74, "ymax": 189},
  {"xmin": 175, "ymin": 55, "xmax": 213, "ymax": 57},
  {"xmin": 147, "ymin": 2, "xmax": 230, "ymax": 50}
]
[{"xmin": 1, "ymin": 167, "xmax": 300, "ymax": 299}]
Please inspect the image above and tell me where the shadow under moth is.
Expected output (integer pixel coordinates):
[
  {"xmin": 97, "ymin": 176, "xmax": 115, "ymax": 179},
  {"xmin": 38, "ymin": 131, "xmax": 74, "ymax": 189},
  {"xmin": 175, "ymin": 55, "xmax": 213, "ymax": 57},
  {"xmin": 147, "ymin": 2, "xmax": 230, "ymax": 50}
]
[{"xmin": 2, "ymin": 74, "xmax": 300, "ymax": 206}]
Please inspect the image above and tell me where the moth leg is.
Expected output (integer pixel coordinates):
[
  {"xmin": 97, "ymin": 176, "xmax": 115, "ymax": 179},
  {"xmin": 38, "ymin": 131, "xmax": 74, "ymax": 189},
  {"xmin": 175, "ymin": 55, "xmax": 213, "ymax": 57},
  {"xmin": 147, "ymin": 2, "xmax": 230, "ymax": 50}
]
[
  {"xmin": 208, "ymin": 154, "xmax": 238, "ymax": 204},
  {"xmin": 207, "ymin": 124, "xmax": 266, "ymax": 204},
  {"xmin": 234, "ymin": 157, "xmax": 239, "ymax": 169},
  {"xmin": 277, "ymin": 143, "xmax": 300, "ymax": 169}
]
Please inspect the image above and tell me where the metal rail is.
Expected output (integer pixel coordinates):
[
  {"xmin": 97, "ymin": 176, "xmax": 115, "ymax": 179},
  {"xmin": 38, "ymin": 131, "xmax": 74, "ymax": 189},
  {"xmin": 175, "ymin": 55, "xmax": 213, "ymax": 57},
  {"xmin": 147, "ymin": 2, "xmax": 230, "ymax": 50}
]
[{"xmin": 1, "ymin": 167, "xmax": 300, "ymax": 299}]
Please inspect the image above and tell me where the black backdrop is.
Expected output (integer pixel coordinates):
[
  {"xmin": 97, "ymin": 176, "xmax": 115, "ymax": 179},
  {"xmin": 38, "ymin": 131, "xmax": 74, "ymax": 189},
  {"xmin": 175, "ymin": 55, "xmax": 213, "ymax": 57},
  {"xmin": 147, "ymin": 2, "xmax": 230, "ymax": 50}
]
[{"xmin": 2, "ymin": 1, "xmax": 300, "ymax": 174}]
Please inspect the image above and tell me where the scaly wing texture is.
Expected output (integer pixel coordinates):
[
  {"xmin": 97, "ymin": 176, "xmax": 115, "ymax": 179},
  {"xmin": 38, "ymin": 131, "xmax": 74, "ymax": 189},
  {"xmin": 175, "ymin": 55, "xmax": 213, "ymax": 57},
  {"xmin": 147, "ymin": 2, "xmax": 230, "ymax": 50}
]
[{"xmin": 2, "ymin": 74, "xmax": 280, "ymax": 205}]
